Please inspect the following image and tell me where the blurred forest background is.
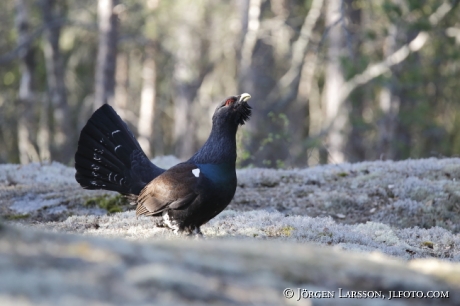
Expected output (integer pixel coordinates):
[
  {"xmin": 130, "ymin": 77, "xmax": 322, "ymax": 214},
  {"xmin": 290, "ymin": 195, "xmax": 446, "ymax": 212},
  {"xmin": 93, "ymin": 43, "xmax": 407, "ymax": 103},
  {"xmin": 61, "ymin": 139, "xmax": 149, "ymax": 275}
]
[{"xmin": 1, "ymin": 0, "xmax": 460, "ymax": 168}]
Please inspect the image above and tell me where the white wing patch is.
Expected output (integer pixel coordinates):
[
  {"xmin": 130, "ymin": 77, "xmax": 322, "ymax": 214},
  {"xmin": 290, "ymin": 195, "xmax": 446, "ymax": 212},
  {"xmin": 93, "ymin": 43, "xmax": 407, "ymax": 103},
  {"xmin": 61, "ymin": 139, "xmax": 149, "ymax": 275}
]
[{"xmin": 192, "ymin": 168, "xmax": 200, "ymax": 178}]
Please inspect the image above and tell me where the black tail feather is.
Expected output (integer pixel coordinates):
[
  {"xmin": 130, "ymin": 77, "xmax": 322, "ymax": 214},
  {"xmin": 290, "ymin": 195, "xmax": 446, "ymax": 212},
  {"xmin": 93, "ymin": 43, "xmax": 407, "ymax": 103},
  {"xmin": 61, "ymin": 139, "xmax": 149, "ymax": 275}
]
[{"xmin": 75, "ymin": 104, "xmax": 164, "ymax": 195}]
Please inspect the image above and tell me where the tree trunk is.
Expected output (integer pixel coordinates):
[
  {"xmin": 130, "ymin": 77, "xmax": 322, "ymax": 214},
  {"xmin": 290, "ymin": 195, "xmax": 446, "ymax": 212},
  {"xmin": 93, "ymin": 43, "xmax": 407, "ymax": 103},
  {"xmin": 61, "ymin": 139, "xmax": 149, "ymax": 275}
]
[
  {"xmin": 322, "ymin": 0, "xmax": 346, "ymax": 164},
  {"xmin": 288, "ymin": 54, "xmax": 314, "ymax": 167},
  {"xmin": 37, "ymin": 96, "xmax": 51, "ymax": 162},
  {"xmin": 15, "ymin": 0, "xmax": 40, "ymax": 164},
  {"xmin": 172, "ymin": 35, "xmax": 196, "ymax": 160},
  {"xmin": 238, "ymin": 0, "xmax": 261, "ymax": 87},
  {"xmin": 377, "ymin": 25, "xmax": 399, "ymax": 160},
  {"xmin": 114, "ymin": 52, "xmax": 129, "ymax": 111},
  {"xmin": 344, "ymin": 0, "xmax": 365, "ymax": 162},
  {"xmin": 238, "ymin": 0, "xmax": 280, "ymax": 167},
  {"xmin": 238, "ymin": 0, "xmax": 324, "ymax": 168},
  {"xmin": 94, "ymin": 0, "xmax": 119, "ymax": 111},
  {"xmin": 172, "ymin": 3, "xmax": 212, "ymax": 159},
  {"xmin": 138, "ymin": 43, "xmax": 156, "ymax": 158},
  {"xmin": 40, "ymin": 0, "xmax": 71, "ymax": 163}
]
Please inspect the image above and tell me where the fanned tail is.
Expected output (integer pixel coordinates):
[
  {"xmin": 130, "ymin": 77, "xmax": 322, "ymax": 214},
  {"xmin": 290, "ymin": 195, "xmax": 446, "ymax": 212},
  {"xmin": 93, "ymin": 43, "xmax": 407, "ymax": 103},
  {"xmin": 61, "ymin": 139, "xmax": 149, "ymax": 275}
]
[{"xmin": 75, "ymin": 104, "xmax": 164, "ymax": 195}]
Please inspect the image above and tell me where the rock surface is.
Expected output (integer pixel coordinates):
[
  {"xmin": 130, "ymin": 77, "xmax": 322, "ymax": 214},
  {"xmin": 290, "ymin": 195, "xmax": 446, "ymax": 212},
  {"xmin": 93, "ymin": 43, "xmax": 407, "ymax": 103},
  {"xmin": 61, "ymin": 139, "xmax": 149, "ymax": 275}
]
[
  {"xmin": 1, "ymin": 157, "xmax": 460, "ymax": 305},
  {"xmin": 1, "ymin": 223, "xmax": 460, "ymax": 306}
]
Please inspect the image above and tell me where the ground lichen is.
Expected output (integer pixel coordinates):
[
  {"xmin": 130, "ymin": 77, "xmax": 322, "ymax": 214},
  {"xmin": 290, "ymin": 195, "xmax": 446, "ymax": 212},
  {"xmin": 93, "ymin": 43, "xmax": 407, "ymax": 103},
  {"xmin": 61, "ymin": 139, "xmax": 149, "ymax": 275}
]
[
  {"xmin": 279, "ymin": 226, "xmax": 295, "ymax": 237},
  {"xmin": 84, "ymin": 195, "xmax": 129, "ymax": 214}
]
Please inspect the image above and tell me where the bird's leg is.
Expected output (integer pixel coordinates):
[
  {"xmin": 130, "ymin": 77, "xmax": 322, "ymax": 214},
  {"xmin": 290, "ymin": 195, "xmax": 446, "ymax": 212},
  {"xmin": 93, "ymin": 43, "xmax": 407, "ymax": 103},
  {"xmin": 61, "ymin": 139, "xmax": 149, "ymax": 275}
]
[
  {"xmin": 194, "ymin": 226, "xmax": 203, "ymax": 236},
  {"xmin": 190, "ymin": 226, "xmax": 204, "ymax": 238},
  {"xmin": 152, "ymin": 218, "xmax": 166, "ymax": 228},
  {"xmin": 182, "ymin": 225, "xmax": 203, "ymax": 237}
]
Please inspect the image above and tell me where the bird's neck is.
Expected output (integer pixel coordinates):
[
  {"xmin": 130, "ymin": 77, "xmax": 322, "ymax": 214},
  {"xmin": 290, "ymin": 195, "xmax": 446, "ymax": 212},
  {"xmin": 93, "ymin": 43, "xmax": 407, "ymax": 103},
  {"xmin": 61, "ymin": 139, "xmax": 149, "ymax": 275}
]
[{"xmin": 191, "ymin": 123, "xmax": 237, "ymax": 165}]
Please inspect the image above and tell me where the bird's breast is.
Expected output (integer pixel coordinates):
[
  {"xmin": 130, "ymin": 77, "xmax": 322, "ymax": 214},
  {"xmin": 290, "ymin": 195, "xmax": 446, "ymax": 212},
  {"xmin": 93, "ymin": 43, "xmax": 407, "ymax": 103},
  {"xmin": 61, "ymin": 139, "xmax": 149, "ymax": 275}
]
[{"xmin": 196, "ymin": 163, "xmax": 237, "ymax": 191}]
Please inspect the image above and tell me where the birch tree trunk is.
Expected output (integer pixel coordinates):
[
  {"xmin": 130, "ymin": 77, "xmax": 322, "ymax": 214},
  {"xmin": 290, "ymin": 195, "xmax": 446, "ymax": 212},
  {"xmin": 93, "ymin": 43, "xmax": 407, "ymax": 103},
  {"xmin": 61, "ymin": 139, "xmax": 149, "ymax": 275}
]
[
  {"xmin": 238, "ymin": 0, "xmax": 261, "ymax": 88},
  {"xmin": 172, "ymin": 23, "xmax": 197, "ymax": 159},
  {"xmin": 137, "ymin": 2, "xmax": 161, "ymax": 158},
  {"xmin": 94, "ymin": 0, "xmax": 119, "ymax": 111},
  {"xmin": 322, "ymin": 0, "xmax": 346, "ymax": 164},
  {"xmin": 138, "ymin": 43, "xmax": 156, "ymax": 158}
]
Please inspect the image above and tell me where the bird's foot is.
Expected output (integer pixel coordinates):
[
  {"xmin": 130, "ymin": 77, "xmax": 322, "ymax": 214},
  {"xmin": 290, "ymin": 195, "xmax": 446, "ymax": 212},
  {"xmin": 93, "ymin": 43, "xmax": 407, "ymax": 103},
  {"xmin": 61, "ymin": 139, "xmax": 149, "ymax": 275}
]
[
  {"xmin": 184, "ymin": 226, "xmax": 203, "ymax": 238},
  {"xmin": 194, "ymin": 227, "xmax": 203, "ymax": 236},
  {"xmin": 152, "ymin": 218, "xmax": 166, "ymax": 228}
]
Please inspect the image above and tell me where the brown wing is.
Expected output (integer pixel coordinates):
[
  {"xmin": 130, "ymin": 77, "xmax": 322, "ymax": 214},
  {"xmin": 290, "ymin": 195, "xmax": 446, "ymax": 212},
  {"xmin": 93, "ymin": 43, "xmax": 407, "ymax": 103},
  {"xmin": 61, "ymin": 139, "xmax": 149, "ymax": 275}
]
[{"xmin": 136, "ymin": 163, "xmax": 199, "ymax": 216}]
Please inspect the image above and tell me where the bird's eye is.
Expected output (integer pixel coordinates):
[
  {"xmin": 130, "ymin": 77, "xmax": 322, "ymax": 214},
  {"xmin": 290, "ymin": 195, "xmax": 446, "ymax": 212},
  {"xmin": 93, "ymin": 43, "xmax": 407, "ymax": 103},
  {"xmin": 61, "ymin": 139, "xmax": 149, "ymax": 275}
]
[{"xmin": 225, "ymin": 98, "xmax": 235, "ymax": 106}]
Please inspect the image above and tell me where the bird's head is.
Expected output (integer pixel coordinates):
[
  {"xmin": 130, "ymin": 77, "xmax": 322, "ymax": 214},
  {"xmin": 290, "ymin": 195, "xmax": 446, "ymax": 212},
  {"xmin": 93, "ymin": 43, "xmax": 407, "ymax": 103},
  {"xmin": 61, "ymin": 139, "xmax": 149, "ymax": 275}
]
[{"xmin": 212, "ymin": 93, "xmax": 252, "ymax": 126}]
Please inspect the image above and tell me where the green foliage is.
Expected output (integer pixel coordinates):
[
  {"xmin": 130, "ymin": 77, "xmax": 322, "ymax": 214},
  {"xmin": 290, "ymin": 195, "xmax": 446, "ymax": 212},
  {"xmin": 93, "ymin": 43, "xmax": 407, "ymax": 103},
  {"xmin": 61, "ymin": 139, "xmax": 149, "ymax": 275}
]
[
  {"xmin": 382, "ymin": 0, "xmax": 403, "ymax": 20},
  {"xmin": 238, "ymin": 112, "xmax": 291, "ymax": 169},
  {"xmin": 84, "ymin": 195, "xmax": 129, "ymax": 214},
  {"xmin": 260, "ymin": 112, "xmax": 290, "ymax": 168},
  {"xmin": 411, "ymin": 18, "xmax": 431, "ymax": 32},
  {"xmin": 236, "ymin": 129, "xmax": 252, "ymax": 168},
  {"xmin": 4, "ymin": 214, "xmax": 30, "ymax": 220}
]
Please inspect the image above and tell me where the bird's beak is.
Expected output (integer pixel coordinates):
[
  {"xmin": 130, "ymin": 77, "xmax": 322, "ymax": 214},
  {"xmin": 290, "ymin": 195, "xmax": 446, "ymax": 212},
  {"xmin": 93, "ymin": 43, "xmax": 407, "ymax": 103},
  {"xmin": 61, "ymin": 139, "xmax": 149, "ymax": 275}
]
[{"xmin": 239, "ymin": 93, "xmax": 251, "ymax": 103}]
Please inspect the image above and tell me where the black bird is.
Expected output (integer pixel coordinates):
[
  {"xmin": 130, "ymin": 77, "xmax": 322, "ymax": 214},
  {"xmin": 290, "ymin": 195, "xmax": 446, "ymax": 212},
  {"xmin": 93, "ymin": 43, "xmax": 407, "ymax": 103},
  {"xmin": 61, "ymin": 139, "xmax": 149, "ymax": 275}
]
[{"xmin": 75, "ymin": 93, "xmax": 252, "ymax": 235}]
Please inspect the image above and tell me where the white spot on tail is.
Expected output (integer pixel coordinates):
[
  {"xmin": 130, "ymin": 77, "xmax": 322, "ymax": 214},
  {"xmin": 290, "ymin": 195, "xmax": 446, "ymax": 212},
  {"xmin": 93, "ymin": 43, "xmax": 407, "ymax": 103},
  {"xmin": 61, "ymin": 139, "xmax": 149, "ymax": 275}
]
[
  {"xmin": 192, "ymin": 168, "xmax": 200, "ymax": 177},
  {"xmin": 112, "ymin": 130, "xmax": 121, "ymax": 136},
  {"xmin": 114, "ymin": 145, "xmax": 121, "ymax": 152}
]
